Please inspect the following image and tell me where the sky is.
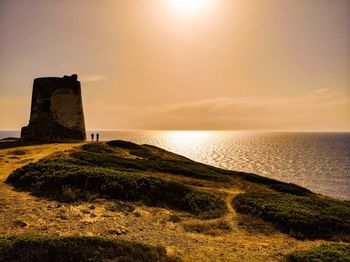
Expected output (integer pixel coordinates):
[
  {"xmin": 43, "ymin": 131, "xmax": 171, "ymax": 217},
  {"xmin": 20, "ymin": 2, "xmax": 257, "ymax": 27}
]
[{"xmin": 0, "ymin": 0, "xmax": 349, "ymax": 131}]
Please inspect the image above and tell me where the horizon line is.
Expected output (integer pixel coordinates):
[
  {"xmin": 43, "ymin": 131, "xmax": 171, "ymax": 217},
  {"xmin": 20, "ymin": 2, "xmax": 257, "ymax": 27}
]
[{"xmin": 1, "ymin": 129, "xmax": 350, "ymax": 133}]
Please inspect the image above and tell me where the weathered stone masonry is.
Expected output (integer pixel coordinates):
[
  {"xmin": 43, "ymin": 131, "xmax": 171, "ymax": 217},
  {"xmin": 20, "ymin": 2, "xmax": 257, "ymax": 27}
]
[{"xmin": 21, "ymin": 74, "xmax": 86, "ymax": 141}]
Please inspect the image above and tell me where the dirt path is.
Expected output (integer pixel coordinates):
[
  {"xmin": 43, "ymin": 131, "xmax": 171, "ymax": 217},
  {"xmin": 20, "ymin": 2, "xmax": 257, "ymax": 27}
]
[{"xmin": 0, "ymin": 143, "xmax": 328, "ymax": 262}]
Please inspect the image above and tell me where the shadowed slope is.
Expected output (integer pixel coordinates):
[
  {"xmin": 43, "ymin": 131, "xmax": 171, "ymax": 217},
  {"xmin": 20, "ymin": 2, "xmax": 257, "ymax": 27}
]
[
  {"xmin": 286, "ymin": 244, "xmax": 350, "ymax": 262},
  {"xmin": 0, "ymin": 236, "xmax": 180, "ymax": 262},
  {"xmin": 233, "ymin": 192, "xmax": 350, "ymax": 241},
  {"xmin": 6, "ymin": 142, "xmax": 227, "ymax": 217}
]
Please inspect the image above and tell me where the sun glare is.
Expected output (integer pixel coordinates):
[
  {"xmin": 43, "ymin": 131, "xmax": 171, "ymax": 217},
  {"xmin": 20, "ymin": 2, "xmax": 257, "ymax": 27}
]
[
  {"xmin": 168, "ymin": 0, "xmax": 212, "ymax": 15},
  {"xmin": 162, "ymin": 131, "xmax": 212, "ymax": 151}
]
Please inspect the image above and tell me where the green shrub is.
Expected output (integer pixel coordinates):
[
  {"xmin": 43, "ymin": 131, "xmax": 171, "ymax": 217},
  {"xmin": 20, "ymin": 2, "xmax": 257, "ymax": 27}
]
[
  {"xmin": 61, "ymin": 185, "xmax": 81, "ymax": 202},
  {"xmin": 208, "ymin": 166, "xmax": 313, "ymax": 196},
  {"xmin": 286, "ymin": 244, "xmax": 350, "ymax": 262},
  {"xmin": 6, "ymin": 160, "xmax": 226, "ymax": 215},
  {"xmin": 73, "ymin": 145, "xmax": 227, "ymax": 181},
  {"xmin": 233, "ymin": 192, "xmax": 350, "ymax": 240},
  {"xmin": 0, "ymin": 236, "xmax": 180, "ymax": 262},
  {"xmin": 182, "ymin": 191, "xmax": 226, "ymax": 215},
  {"xmin": 9, "ymin": 149, "xmax": 27, "ymax": 155},
  {"xmin": 77, "ymin": 142, "xmax": 314, "ymax": 196},
  {"xmin": 183, "ymin": 221, "xmax": 231, "ymax": 236},
  {"xmin": 169, "ymin": 215, "xmax": 181, "ymax": 223},
  {"xmin": 107, "ymin": 140, "xmax": 145, "ymax": 150},
  {"xmin": 267, "ymin": 183, "xmax": 313, "ymax": 196},
  {"xmin": 107, "ymin": 140, "xmax": 155, "ymax": 158},
  {"xmin": 81, "ymin": 143, "xmax": 115, "ymax": 154}
]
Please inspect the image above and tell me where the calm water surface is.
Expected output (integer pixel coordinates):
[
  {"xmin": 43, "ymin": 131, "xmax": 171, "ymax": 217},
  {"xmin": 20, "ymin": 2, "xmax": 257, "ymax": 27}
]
[{"xmin": 1, "ymin": 130, "xmax": 349, "ymax": 200}]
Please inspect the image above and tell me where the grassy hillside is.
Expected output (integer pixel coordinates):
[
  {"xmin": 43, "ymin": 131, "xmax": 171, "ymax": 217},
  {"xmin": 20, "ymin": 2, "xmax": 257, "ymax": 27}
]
[
  {"xmin": 6, "ymin": 142, "xmax": 227, "ymax": 217},
  {"xmin": 2, "ymin": 140, "xmax": 350, "ymax": 261},
  {"xmin": 0, "ymin": 236, "xmax": 180, "ymax": 262},
  {"xmin": 286, "ymin": 244, "xmax": 350, "ymax": 262},
  {"xmin": 233, "ymin": 192, "xmax": 350, "ymax": 241},
  {"xmin": 7, "ymin": 141, "xmax": 350, "ymax": 236}
]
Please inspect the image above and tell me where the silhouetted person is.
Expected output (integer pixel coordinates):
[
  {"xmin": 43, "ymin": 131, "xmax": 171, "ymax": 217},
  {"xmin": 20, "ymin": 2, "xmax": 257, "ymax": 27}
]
[
  {"xmin": 96, "ymin": 133, "xmax": 100, "ymax": 142},
  {"xmin": 91, "ymin": 133, "xmax": 94, "ymax": 141}
]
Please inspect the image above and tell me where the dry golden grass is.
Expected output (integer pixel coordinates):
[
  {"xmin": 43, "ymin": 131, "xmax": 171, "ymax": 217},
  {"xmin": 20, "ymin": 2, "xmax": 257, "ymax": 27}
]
[
  {"xmin": 0, "ymin": 141, "xmax": 334, "ymax": 261},
  {"xmin": 183, "ymin": 219, "xmax": 232, "ymax": 236},
  {"xmin": 0, "ymin": 143, "xmax": 82, "ymax": 181}
]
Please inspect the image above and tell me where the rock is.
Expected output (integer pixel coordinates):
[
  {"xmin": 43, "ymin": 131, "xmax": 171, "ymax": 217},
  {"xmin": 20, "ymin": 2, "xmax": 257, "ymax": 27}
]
[
  {"xmin": 21, "ymin": 74, "xmax": 86, "ymax": 141},
  {"xmin": 132, "ymin": 210, "xmax": 141, "ymax": 217},
  {"xmin": 108, "ymin": 226, "xmax": 128, "ymax": 235},
  {"xmin": 59, "ymin": 214, "xmax": 68, "ymax": 220},
  {"xmin": 81, "ymin": 209, "xmax": 90, "ymax": 214},
  {"xmin": 14, "ymin": 220, "xmax": 27, "ymax": 227},
  {"xmin": 134, "ymin": 209, "xmax": 151, "ymax": 218}
]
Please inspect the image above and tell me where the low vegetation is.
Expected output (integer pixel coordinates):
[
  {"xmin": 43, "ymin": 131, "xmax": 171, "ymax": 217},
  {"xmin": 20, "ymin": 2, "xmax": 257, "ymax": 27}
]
[
  {"xmin": 0, "ymin": 236, "xmax": 180, "ymax": 262},
  {"xmin": 107, "ymin": 140, "xmax": 155, "ymax": 158},
  {"xmin": 6, "ymin": 140, "xmax": 348, "ymax": 242},
  {"xmin": 168, "ymin": 215, "xmax": 181, "ymax": 223},
  {"xmin": 285, "ymin": 244, "xmax": 350, "ymax": 262},
  {"xmin": 236, "ymin": 213, "xmax": 276, "ymax": 236},
  {"xmin": 73, "ymin": 143, "xmax": 317, "ymax": 197},
  {"xmin": 7, "ymin": 159, "xmax": 226, "ymax": 216},
  {"xmin": 8, "ymin": 149, "xmax": 27, "ymax": 155},
  {"xmin": 3, "ymin": 139, "xmax": 350, "ymax": 260},
  {"xmin": 233, "ymin": 192, "xmax": 350, "ymax": 240},
  {"xmin": 0, "ymin": 138, "xmax": 44, "ymax": 150},
  {"xmin": 71, "ymin": 143, "xmax": 226, "ymax": 181},
  {"xmin": 208, "ymin": 166, "xmax": 314, "ymax": 196},
  {"xmin": 183, "ymin": 220, "xmax": 232, "ymax": 236},
  {"xmin": 6, "ymin": 141, "xmax": 338, "ymax": 218}
]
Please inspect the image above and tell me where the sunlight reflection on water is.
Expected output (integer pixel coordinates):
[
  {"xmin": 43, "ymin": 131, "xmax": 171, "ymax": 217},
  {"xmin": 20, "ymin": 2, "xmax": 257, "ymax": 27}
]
[
  {"xmin": 86, "ymin": 130, "xmax": 350, "ymax": 200},
  {"xmin": 1, "ymin": 130, "xmax": 349, "ymax": 200}
]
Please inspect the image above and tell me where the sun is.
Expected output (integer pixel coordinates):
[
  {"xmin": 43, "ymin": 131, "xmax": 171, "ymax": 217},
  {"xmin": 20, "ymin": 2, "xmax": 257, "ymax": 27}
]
[{"xmin": 168, "ymin": 0, "xmax": 212, "ymax": 15}]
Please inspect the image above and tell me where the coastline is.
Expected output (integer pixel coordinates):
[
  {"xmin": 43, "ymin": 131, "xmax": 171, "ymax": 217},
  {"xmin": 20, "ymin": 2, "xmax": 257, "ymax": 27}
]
[
  {"xmin": 1, "ymin": 130, "xmax": 349, "ymax": 201},
  {"xmin": 1, "ymin": 140, "xmax": 349, "ymax": 261}
]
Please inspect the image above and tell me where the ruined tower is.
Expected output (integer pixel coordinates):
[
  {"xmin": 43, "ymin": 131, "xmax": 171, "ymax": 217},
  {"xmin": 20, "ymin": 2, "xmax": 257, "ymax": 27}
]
[{"xmin": 21, "ymin": 74, "xmax": 86, "ymax": 141}]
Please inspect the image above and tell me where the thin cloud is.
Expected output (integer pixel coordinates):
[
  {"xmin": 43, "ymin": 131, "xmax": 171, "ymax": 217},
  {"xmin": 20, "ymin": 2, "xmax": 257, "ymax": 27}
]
[
  {"xmin": 82, "ymin": 89, "xmax": 350, "ymax": 130},
  {"xmin": 80, "ymin": 75, "xmax": 107, "ymax": 83}
]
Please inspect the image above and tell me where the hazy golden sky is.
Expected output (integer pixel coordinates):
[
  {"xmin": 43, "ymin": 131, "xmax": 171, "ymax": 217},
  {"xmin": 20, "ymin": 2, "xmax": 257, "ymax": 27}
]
[{"xmin": 1, "ymin": 0, "xmax": 349, "ymax": 130}]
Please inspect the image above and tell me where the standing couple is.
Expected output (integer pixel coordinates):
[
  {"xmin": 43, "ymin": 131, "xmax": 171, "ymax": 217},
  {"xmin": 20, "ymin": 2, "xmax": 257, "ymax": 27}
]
[{"xmin": 91, "ymin": 133, "xmax": 100, "ymax": 142}]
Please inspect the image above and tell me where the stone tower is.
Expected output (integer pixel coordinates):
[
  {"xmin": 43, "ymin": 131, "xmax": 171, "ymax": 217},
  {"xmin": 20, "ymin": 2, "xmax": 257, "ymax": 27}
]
[{"xmin": 21, "ymin": 74, "xmax": 86, "ymax": 141}]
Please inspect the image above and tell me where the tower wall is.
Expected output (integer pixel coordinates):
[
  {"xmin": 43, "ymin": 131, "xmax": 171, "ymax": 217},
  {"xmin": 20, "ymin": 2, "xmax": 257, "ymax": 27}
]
[{"xmin": 21, "ymin": 74, "xmax": 86, "ymax": 141}]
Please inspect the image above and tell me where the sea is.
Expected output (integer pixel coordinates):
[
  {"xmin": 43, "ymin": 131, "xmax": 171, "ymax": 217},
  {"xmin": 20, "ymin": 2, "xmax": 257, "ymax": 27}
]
[{"xmin": 1, "ymin": 130, "xmax": 349, "ymax": 201}]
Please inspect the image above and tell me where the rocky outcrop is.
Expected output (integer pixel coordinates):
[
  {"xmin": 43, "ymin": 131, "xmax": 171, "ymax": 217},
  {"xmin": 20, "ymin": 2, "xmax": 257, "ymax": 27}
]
[{"xmin": 21, "ymin": 74, "xmax": 86, "ymax": 141}]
